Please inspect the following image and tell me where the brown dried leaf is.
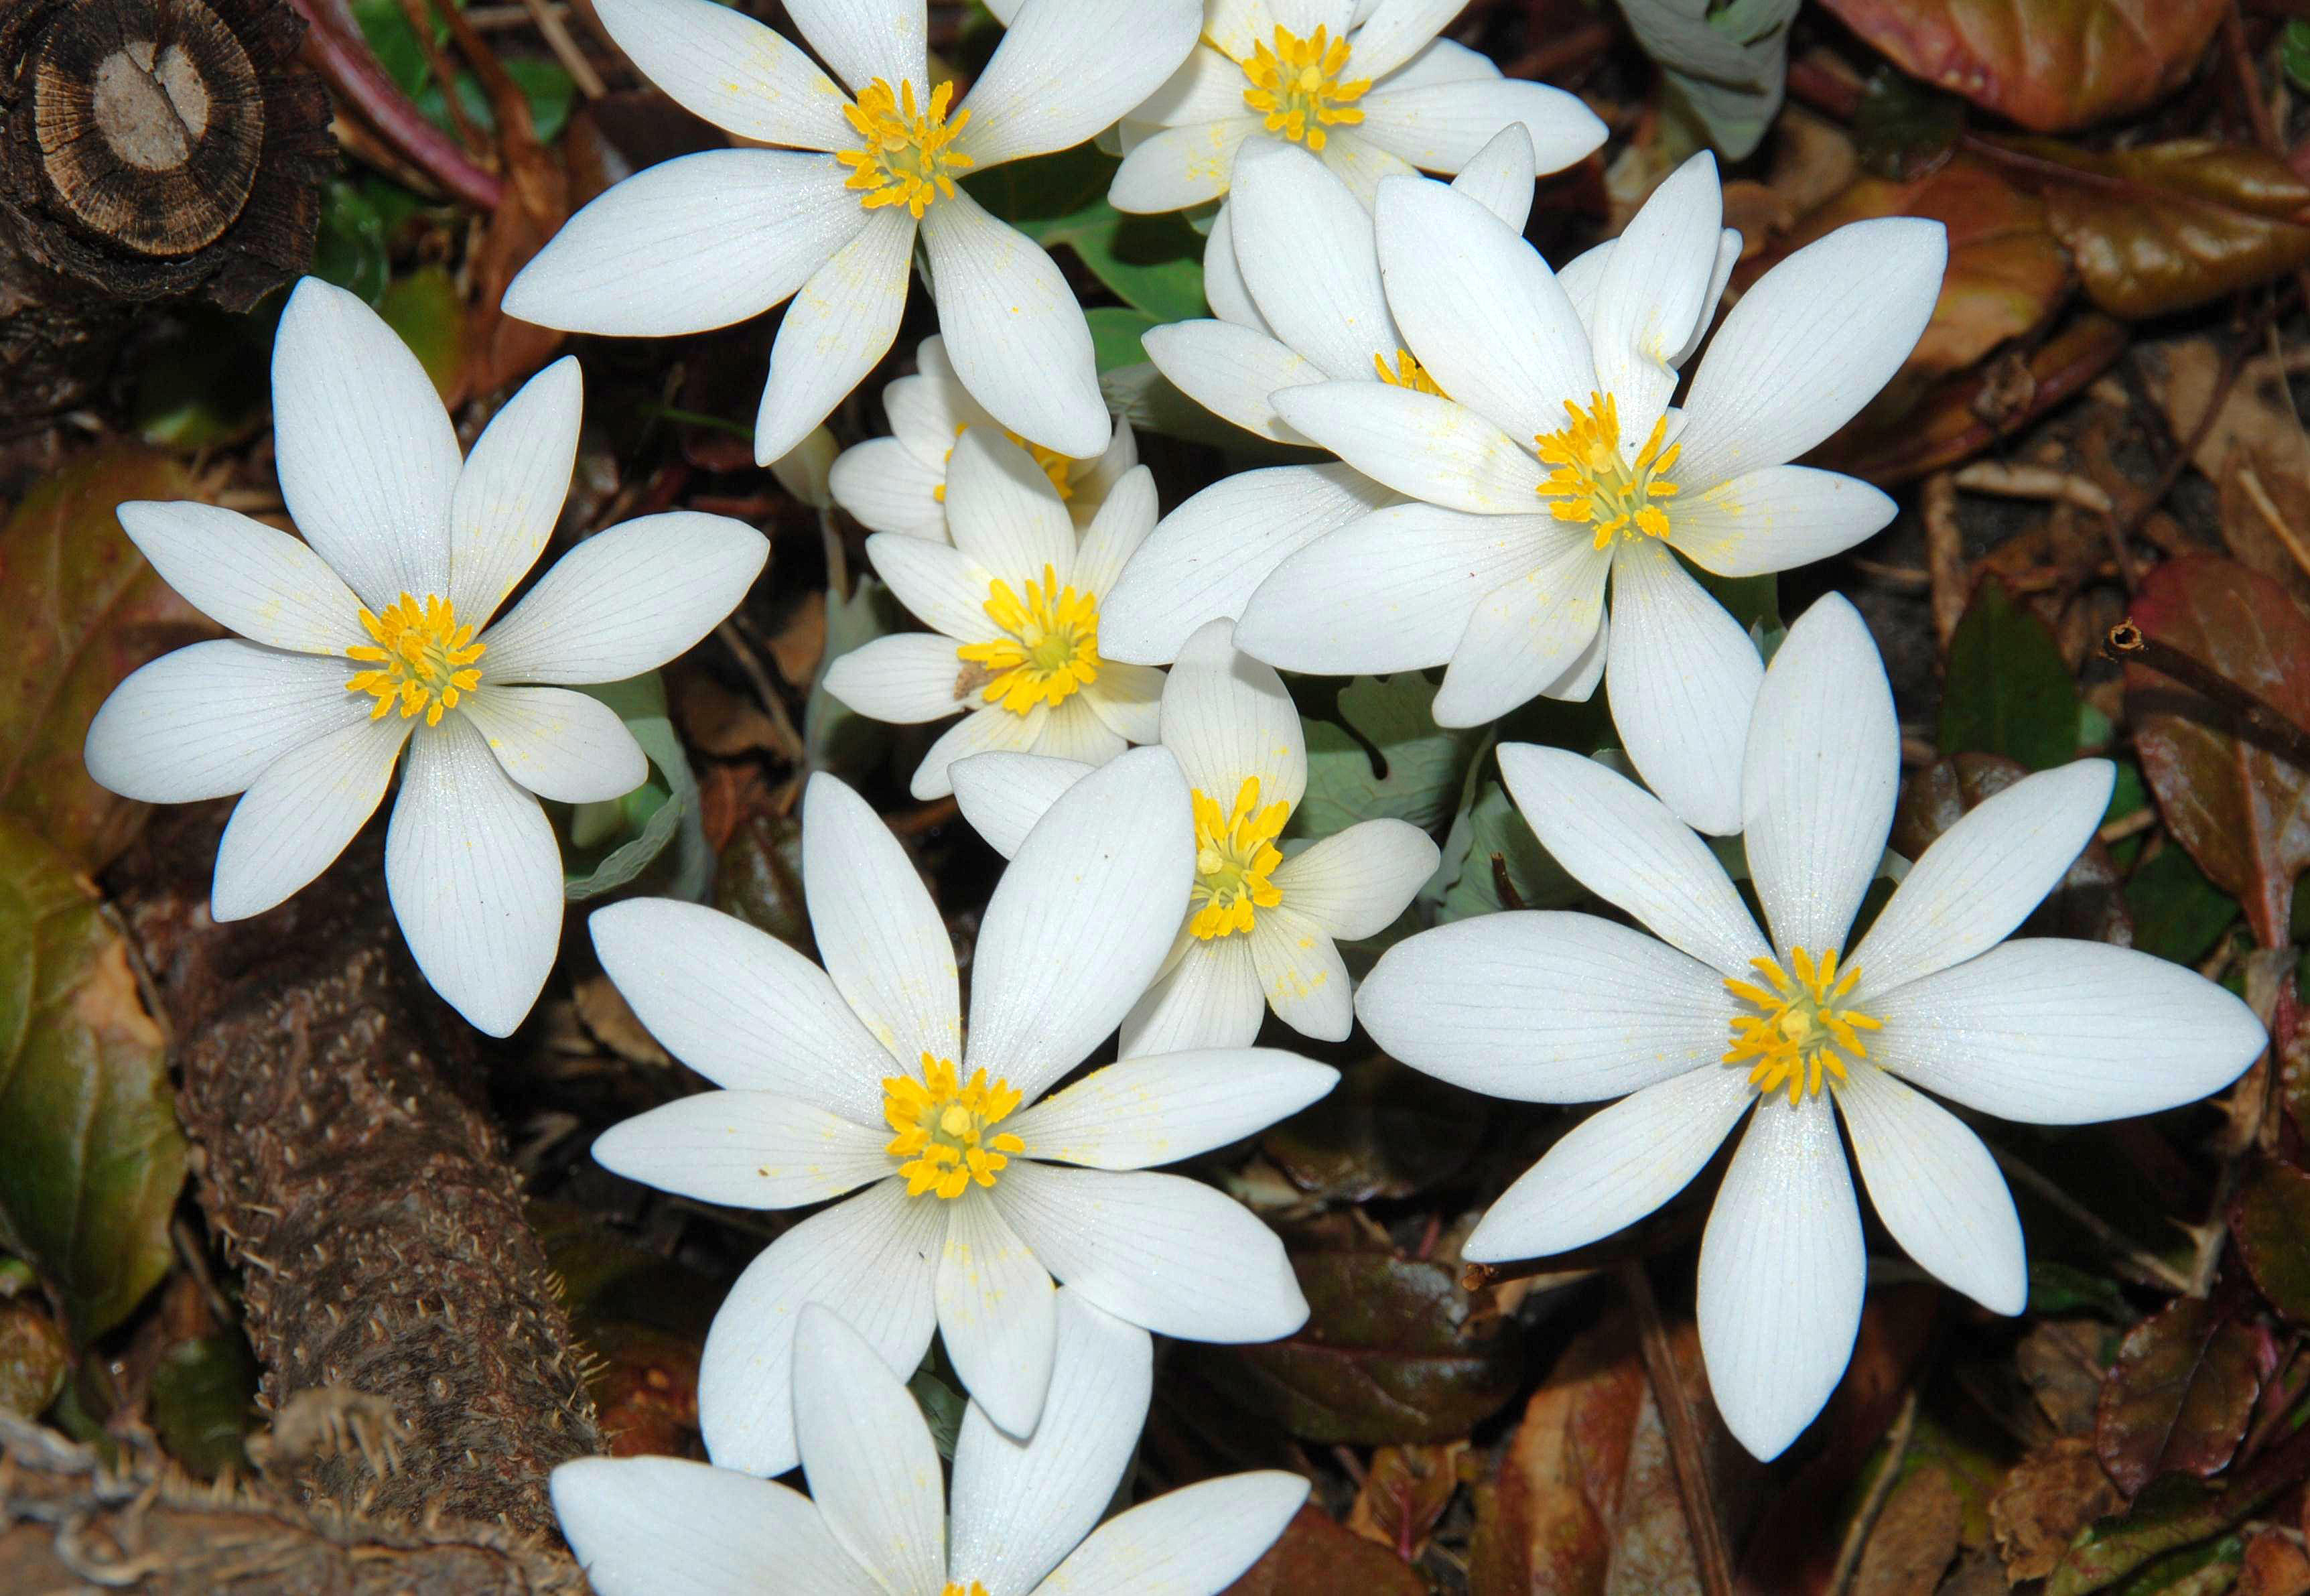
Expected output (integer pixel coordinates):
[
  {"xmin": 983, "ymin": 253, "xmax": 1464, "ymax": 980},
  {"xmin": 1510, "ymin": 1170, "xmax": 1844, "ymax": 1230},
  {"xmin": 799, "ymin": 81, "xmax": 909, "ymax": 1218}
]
[
  {"xmin": 2094, "ymin": 1296, "xmax": 2276, "ymax": 1496},
  {"xmin": 1347, "ymin": 1442, "xmax": 1468, "ymax": 1560},
  {"xmin": 2015, "ymin": 1319, "xmax": 2114, "ymax": 1437},
  {"xmin": 1854, "ymin": 1464, "xmax": 1964, "ymax": 1596},
  {"xmin": 1991, "ymin": 1436, "xmax": 2124, "ymax": 1583},
  {"xmin": 1221, "ymin": 1503, "xmax": 1426, "ymax": 1596},
  {"xmin": 0, "ymin": 1300, "xmax": 68, "ymax": 1420},
  {"xmin": 2242, "ymin": 1530, "xmax": 2310, "ymax": 1596}
]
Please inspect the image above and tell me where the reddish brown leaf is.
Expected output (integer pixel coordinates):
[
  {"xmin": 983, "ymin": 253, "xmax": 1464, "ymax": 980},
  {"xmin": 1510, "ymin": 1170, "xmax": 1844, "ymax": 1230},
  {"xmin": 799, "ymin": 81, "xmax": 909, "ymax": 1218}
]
[
  {"xmin": 1345, "ymin": 1442, "xmax": 1468, "ymax": 1561},
  {"xmin": 1816, "ymin": 0, "xmax": 2224, "ymax": 134},
  {"xmin": 1221, "ymin": 1503, "xmax": 1426, "ymax": 1596},
  {"xmin": 2241, "ymin": 1529, "xmax": 2310, "ymax": 1596},
  {"xmin": 2125, "ymin": 557, "xmax": 2310, "ymax": 948},
  {"xmin": 2232, "ymin": 1162, "xmax": 2310, "ymax": 1328},
  {"xmin": 2094, "ymin": 1296, "xmax": 2277, "ymax": 1495}
]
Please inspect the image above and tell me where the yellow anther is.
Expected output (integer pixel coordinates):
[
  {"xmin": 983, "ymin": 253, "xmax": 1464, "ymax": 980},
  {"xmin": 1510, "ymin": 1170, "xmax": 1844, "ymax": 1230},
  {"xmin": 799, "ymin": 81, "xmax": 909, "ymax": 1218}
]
[
  {"xmin": 1373, "ymin": 347, "xmax": 1443, "ymax": 397},
  {"xmin": 1188, "ymin": 776, "xmax": 1289, "ymax": 939},
  {"xmin": 884, "ymin": 1054, "xmax": 1026, "ymax": 1201},
  {"xmin": 956, "ymin": 563, "xmax": 1101, "ymax": 714},
  {"xmin": 1534, "ymin": 391, "xmax": 1682, "ymax": 549},
  {"xmin": 1239, "ymin": 25, "xmax": 1368, "ymax": 151},
  {"xmin": 344, "ymin": 592, "xmax": 484, "ymax": 728},
  {"xmin": 836, "ymin": 77, "xmax": 973, "ymax": 218},
  {"xmin": 933, "ymin": 425, "xmax": 1075, "ymax": 507},
  {"xmin": 1723, "ymin": 946, "xmax": 1884, "ymax": 1106},
  {"xmin": 941, "ymin": 1584, "xmax": 992, "ymax": 1596}
]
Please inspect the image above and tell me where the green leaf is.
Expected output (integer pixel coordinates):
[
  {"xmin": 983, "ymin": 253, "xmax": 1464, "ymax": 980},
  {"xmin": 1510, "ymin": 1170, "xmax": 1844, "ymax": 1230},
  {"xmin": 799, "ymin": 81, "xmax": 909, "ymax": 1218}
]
[
  {"xmin": 562, "ymin": 673, "xmax": 711, "ymax": 903},
  {"xmin": 150, "ymin": 1333, "xmax": 259, "ymax": 1479},
  {"xmin": 0, "ymin": 817, "xmax": 186, "ymax": 1341},
  {"xmin": 1429, "ymin": 779, "xmax": 1580, "ymax": 922},
  {"xmin": 1086, "ymin": 307, "xmax": 1160, "ymax": 374},
  {"xmin": 2126, "ymin": 846, "xmax": 2240, "ymax": 966},
  {"xmin": 1938, "ymin": 576, "xmax": 2081, "ymax": 769},
  {"xmin": 908, "ymin": 1366, "xmax": 967, "ymax": 1461},
  {"xmin": 2287, "ymin": 21, "xmax": 2310, "ymax": 92},
  {"xmin": 2230, "ymin": 1162, "xmax": 2310, "ymax": 1328},
  {"xmin": 1615, "ymin": 0, "xmax": 1800, "ymax": 159},
  {"xmin": 1296, "ymin": 675, "xmax": 1487, "ymax": 838},
  {"xmin": 376, "ymin": 265, "xmax": 465, "ymax": 401},
  {"xmin": 967, "ymin": 146, "xmax": 1206, "ymax": 320},
  {"xmin": 312, "ymin": 180, "xmax": 391, "ymax": 304}
]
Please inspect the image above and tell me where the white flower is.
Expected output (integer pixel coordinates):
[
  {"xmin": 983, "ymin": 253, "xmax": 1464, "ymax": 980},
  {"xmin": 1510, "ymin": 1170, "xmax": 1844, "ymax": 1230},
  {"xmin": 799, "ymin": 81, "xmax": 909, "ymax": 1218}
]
[
  {"xmin": 1354, "ymin": 595, "xmax": 2266, "ymax": 1462},
  {"xmin": 553, "ymin": 1295, "xmax": 1307, "ymax": 1596},
  {"xmin": 501, "ymin": 0, "xmax": 1199, "ymax": 466},
  {"xmin": 1107, "ymin": 0, "xmax": 1605, "ymax": 214},
  {"xmin": 82, "ymin": 279, "xmax": 766, "ymax": 1037},
  {"xmin": 588, "ymin": 753, "xmax": 1333, "ymax": 1475},
  {"xmin": 953, "ymin": 618, "xmax": 1437, "ymax": 1053},
  {"xmin": 1232, "ymin": 155, "xmax": 1946, "ymax": 834},
  {"xmin": 827, "ymin": 336, "xmax": 1140, "ymax": 543},
  {"xmin": 821, "ymin": 429, "xmax": 1168, "ymax": 798}
]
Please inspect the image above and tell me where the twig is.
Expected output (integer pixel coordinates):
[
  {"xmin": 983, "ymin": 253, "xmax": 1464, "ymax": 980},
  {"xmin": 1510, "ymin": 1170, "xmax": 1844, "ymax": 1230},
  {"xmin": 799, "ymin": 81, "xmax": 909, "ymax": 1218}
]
[
  {"xmin": 1617, "ymin": 1259, "xmax": 1735, "ymax": 1596},
  {"xmin": 286, "ymin": 0, "xmax": 504, "ymax": 208},
  {"xmin": 1991, "ymin": 1144, "xmax": 2194, "ymax": 1293},
  {"xmin": 1951, "ymin": 462, "xmax": 2114, "ymax": 513},
  {"xmin": 2104, "ymin": 622, "xmax": 2310, "ymax": 773},
  {"xmin": 718, "ymin": 620, "xmax": 806, "ymax": 762},
  {"xmin": 2103, "ymin": 293, "xmax": 2285, "ymax": 553},
  {"xmin": 1923, "ymin": 472, "xmax": 1966, "ymax": 646},
  {"xmin": 393, "ymin": 0, "xmax": 491, "ymax": 153},
  {"xmin": 519, "ymin": 0, "xmax": 606, "ymax": 96},
  {"xmin": 1826, "ymin": 1388, "xmax": 1919, "ymax": 1596}
]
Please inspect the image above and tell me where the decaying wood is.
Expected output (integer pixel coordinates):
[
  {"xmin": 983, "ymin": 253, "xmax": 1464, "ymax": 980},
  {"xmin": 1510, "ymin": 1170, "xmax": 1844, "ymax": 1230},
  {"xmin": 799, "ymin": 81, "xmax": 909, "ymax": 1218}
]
[{"xmin": 113, "ymin": 807, "xmax": 604, "ymax": 1539}]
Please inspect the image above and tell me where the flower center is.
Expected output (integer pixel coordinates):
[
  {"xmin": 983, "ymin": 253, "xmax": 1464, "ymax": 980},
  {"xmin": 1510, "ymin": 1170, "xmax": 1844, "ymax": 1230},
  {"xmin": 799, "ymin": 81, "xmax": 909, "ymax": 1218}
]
[
  {"xmin": 933, "ymin": 425, "xmax": 1075, "ymax": 506},
  {"xmin": 1373, "ymin": 347, "xmax": 1443, "ymax": 397},
  {"xmin": 837, "ymin": 77, "xmax": 973, "ymax": 218},
  {"xmin": 884, "ymin": 1053, "xmax": 1025, "ymax": 1200},
  {"xmin": 344, "ymin": 592, "xmax": 484, "ymax": 728},
  {"xmin": 941, "ymin": 1585, "xmax": 991, "ymax": 1596},
  {"xmin": 956, "ymin": 563, "xmax": 1101, "ymax": 715},
  {"xmin": 1535, "ymin": 391, "xmax": 1682, "ymax": 549},
  {"xmin": 1239, "ymin": 25, "xmax": 1368, "ymax": 152},
  {"xmin": 1190, "ymin": 777, "xmax": 1288, "ymax": 939},
  {"xmin": 1723, "ymin": 947, "xmax": 1883, "ymax": 1106}
]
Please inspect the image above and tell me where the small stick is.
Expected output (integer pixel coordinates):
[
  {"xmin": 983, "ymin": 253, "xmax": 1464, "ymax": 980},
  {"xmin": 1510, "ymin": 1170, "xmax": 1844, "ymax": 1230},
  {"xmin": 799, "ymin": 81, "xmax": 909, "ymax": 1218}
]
[
  {"xmin": 2104, "ymin": 622, "xmax": 2310, "ymax": 773},
  {"xmin": 519, "ymin": 0, "xmax": 606, "ymax": 96},
  {"xmin": 1826, "ymin": 1390, "xmax": 1919, "ymax": 1596},
  {"xmin": 1619, "ymin": 1258, "xmax": 1735, "ymax": 1596},
  {"xmin": 1992, "ymin": 1144, "xmax": 2193, "ymax": 1293}
]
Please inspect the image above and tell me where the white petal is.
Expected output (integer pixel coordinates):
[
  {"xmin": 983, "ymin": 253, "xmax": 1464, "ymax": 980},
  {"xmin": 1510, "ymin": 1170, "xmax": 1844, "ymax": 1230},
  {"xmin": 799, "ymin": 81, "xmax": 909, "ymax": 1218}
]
[
  {"xmin": 953, "ymin": 751, "xmax": 1096, "ymax": 858},
  {"xmin": 210, "ymin": 714, "xmax": 408, "ymax": 921},
  {"xmin": 1869, "ymin": 941, "xmax": 2266, "ymax": 1124},
  {"xmin": 1035, "ymin": 691, "xmax": 1133, "ymax": 764},
  {"xmin": 448, "ymin": 356, "xmax": 580, "ymax": 626},
  {"xmin": 1674, "ymin": 218, "xmax": 1948, "ymax": 488},
  {"xmin": 1696, "ymin": 1092, "xmax": 1865, "ymax": 1461},
  {"xmin": 590, "ymin": 897, "xmax": 892, "ymax": 1120},
  {"xmin": 822, "ymin": 632, "xmax": 975, "ymax": 724},
  {"xmin": 802, "ymin": 772, "xmax": 962, "ymax": 1067},
  {"xmin": 476, "ymin": 511, "xmax": 768, "ymax": 683},
  {"xmin": 1107, "ymin": 117, "xmax": 1261, "ymax": 213},
  {"xmin": 1667, "ymin": 466, "xmax": 1897, "ymax": 580},
  {"xmin": 1081, "ymin": 665, "xmax": 1164, "ymax": 744},
  {"xmin": 1669, "ymin": 227, "xmax": 1743, "ymax": 368},
  {"xmin": 1247, "ymin": 906, "xmax": 1353, "ymax": 1040},
  {"xmin": 922, "ymin": 193, "xmax": 1107, "ymax": 457},
  {"xmin": 84, "ymin": 642, "xmax": 370, "ymax": 803},
  {"xmin": 271, "ymin": 278, "xmax": 460, "ymax": 608},
  {"xmin": 1355, "ymin": 79, "xmax": 1607, "ymax": 184},
  {"xmin": 1431, "ymin": 535, "xmax": 1609, "ymax": 726},
  {"xmin": 1741, "ymin": 593, "xmax": 1898, "ymax": 957},
  {"xmin": 1499, "ymin": 742, "xmax": 1766, "ymax": 974},
  {"xmin": 1850, "ymin": 760, "xmax": 2115, "ymax": 997},
  {"xmin": 1069, "ymin": 466, "xmax": 1159, "ymax": 596},
  {"xmin": 551, "ymin": 1457, "xmax": 878, "ymax": 1596},
  {"xmin": 916, "ymin": 704, "xmax": 1051, "ymax": 799},
  {"xmin": 959, "ymin": 0, "xmax": 1199, "ymax": 168},
  {"xmin": 1132, "ymin": 40, "xmax": 1255, "ymax": 127},
  {"xmin": 1357, "ymin": 911, "xmax": 1733, "ymax": 1102},
  {"xmin": 1836, "ymin": 1065, "xmax": 2025, "ymax": 1315},
  {"xmin": 949, "ymin": 1293, "xmax": 1154, "ymax": 1596},
  {"xmin": 829, "ymin": 438, "xmax": 951, "ymax": 539},
  {"xmin": 786, "ymin": 0, "xmax": 925, "ymax": 94},
  {"xmin": 1036, "ymin": 1473, "xmax": 1308, "ymax": 1596},
  {"xmin": 994, "ymin": 1161, "xmax": 1305, "ymax": 1341},
  {"xmin": 462, "ymin": 684, "xmax": 647, "ymax": 803},
  {"xmin": 1271, "ymin": 819, "xmax": 1437, "ymax": 939},
  {"xmin": 1118, "ymin": 931, "xmax": 1264, "ymax": 1057},
  {"xmin": 1464, "ymin": 1067, "xmax": 1753, "ymax": 1262},
  {"xmin": 592, "ymin": 0, "xmax": 852, "ymax": 147},
  {"xmin": 1203, "ymin": 0, "xmax": 1277, "ymax": 60},
  {"xmin": 1371, "ymin": 34, "xmax": 1498, "ymax": 89},
  {"xmin": 792, "ymin": 1303, "xmax": 948, "ymax": 1595},
  {"xmin": 1010, "ymin": 1049, "xmax": 1337, "ymax": 1170},
  {"xmin": 1101, "ymin": 464, "xmax": 1391, "ymax": 665},
  {"xmin": 1229, "ymin": 141, "xmax": 1394, "ymax": 382},
  {"xmin": 1071, "ymin": 419, "xmax": 1141, "ymax": 524},
  {"xmin": 116, "ymin": 501, "xmax": 364, "ymax": 653},
  {"xmin": 1583, "ymin": 151, "xmax": 1720, "ymax": 437},
  {"xmin": 1555, "ymin": 237, "xmax": 1608, "ymax": 329},
  {"xmin": 1160, "ymin": 618, "xmax": 1305, "ymax": 805},
  {"xmin": 1312, "ymin": 129, "xmax": 1420, "ymax": 211},
  {"xmin": 1345, "ymin": 0, "xmax": 1466, "ymax": 79},
  {"xmin": 1604, "ymin": 539, "xmax": 1763, "ymax": 837},
  {"xmin": 503, "ymin": 151, "xmax": 864, "ymax": 338},
  {"xmin": 698, "ymin": 1179, "xmax": 943, "ymax": 1477},
  {"xmin": 1144, "ymin": 319, "xmax": 1325, "ymax": 442},
  {"xmin": 1374, "ymin": 176, "xmax": 1591, "ymax": 444},
  {"xmin": 1201, "ymin": 203, "xmax": 1268, "ymax": 333},
  {"xmin": 1235, "ymin": 502, "xmax": 1548, "ymax": 674},
  {"xmin": 1448, "ymin": 123, "xmax": 1537, "ymax": 230},
  {"xmin": 865, "ymin": 531, "xmax": 1004, "ymax": 643},
  {"xmin": 757, "ymin": 205, "xmax": 916, "ymax": 464},
  {"xmin": 967, "ymin": 746, "xmax": 1195, "ymax": 1101},
  {"xmin": 384, "ymin": 716, "xmax": 561, "ymax": 1035},
  {"xmin": 1272, "ymin": 383, "xmax": 1544, "ymax": 513},
  {"xmin": 592, "ymin": 1090, "xmax": 892, "ymax": 1207},
  {"xmin": 937, "ymin": 1195, "xmax": 1059, "ymax": 1438},
  {"xmin": 947, "ymin": 427, "xmax": 1079, "ymax": 584}
]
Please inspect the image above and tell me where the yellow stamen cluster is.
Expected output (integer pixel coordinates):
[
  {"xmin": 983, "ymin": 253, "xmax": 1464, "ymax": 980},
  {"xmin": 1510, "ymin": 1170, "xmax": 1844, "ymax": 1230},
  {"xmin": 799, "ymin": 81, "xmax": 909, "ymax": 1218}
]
[
  {"xmin": 1724, "ymin": 947, "xmax": 1884, "ymax": 1107},
  {"xmin": 1373, "ymin": 347, "xmax": 1443, "ymax": 397},
  {"xmin": 1189, "ymin": 777, "xmax": 1288, "ymax": 939},
  {"xmin": 837, "ymin": 78, "xmax": 972, "ymax": 218},
  {"xmin": 884, "ymin": 1054, "xmax": 1025, "ymax": 1199},
  {"xmin": 1535, "ymin": 391, "xmax": 1682, "ymax": 549},
  {"xmin": 344, "ymin": 593, "xmax": 484, "ymax": 727},
  {"xmin": 1240, "ymin": 25, "xmax": 1368, "ymax": 151},
  {"xmin": 933, "ymin": 426, "xmax": 1075, "ymax": 505},
  {"xmin": 956, "ymin": 564, "xmax": 1101, "ymax": 714},
  {"xmin": 941, "ymin": 1584, "xmax": 992, "ymax": 1596}
]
